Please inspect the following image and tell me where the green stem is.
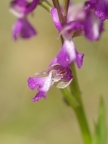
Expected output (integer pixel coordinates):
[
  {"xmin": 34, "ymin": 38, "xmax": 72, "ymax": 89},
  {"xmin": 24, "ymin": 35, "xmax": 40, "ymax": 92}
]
[
  {"xmin": 61, "ymin": 89, "xmax": 91, "ymax": 144},
  {"xmin": 63, "ymin": 0, "xmax": 70, "ymax": 21},
  {"xmin": 70, "ymin": 63, "xmax": 81, "ymax": 102},
  {"xmin": 61, "ymin": 88, "xmax": 79, "ymax": 109},
  {"xmin": 39, "ymin": 0, "xmax": 52, "ymax": 12},
  {"xmin": 75, "ymin": 106, "xmax": 92, "ymax": 144},
  {"xmin": 69, "ymin": 63, "xmax": 92, "ymax": 144}
]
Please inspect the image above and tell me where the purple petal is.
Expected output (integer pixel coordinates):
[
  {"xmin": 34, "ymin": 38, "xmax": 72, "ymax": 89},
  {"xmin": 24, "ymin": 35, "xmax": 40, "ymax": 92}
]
[
  {"xmin": 12, "ymin": 18, "xmax": 36, "ymax": 40},
  {"xmin": 11, "ymin": 0, "xmax": 28, "ymax": 7},
  {"xmin": 32, "ymin": 91, "xmax": 46, "ymax": 102},
  {"xmin": 67, "ymin": 3, "xmax": 86, "ymax": 22},
  {"xmin": 59, "ymin": 21, "xmax": 83, "ymax": 40},
  {"xmin": 10, "ymin": 0, "xmax": 28, "ymax": 17},
  {"xmin": 28, "ymin": 77, "xmax": 38, "ymax": 90},
  {"xmin": 10, "ymin": 0, "xmax": 39, "ymax": 17},
  {"xmin": 27, "ymin": 64, "xmax": 74, "ymax": 102},
  {"xmin": 25, "ymin": 0, "xmax": 40, "ymax": 14},
  {"xmin": 83, "ymin": 11, "xmax": 104, "ymax": 41},
  {"xmin": 50, "ymin": 40, "xmax": 84, "ymax": 68},
  {"xmin": 50, "ymin": 40, "xmax": 76, "ymax": 67},
  {"xmin": 94, "ymin": 0, "xmax": 108, "ymax": 21},
  {"xmin": 27, "ymin": 72, "xmax": 53, "ymax": 102},
  {"xmin": 12, "ymin": 19, "xmax": 22, "ymax": 40},
  {"xmin": 75, "ymin": 51, "xmax": 84, "ymax": 68},
  {"xmin": 50, "ymin": 8, "xmax": 62, "ymax": 31}
]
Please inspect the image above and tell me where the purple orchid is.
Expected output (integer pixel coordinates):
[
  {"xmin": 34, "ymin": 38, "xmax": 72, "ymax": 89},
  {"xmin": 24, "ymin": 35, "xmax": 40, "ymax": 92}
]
[
  {"xmin": 28, "ymin": 64, "xmax": 73, "ymax": 102},
  {"xmin": 50, "ymin": 7, "xmax": 84, "ymax": 68},
  {"xmin": 10, "ymin": 0, "xmax": 39, "ymax": 40},
  {"xmin": 54, "ymin": 2, "xmax": 104, "ymax": 42},
  {"xmin": 49, "ymin": 40, "xmax": 84, "ymax": 69}
]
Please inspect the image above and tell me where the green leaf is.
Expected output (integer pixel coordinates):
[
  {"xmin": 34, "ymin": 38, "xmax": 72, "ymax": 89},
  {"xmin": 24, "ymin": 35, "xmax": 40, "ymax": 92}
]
[{"xmin": 92, "ymin": 97, "xmax": 107, "ymax": 144}]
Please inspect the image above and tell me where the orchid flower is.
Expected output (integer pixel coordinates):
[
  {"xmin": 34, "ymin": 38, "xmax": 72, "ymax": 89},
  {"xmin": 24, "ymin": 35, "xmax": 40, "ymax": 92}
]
[
  {"xmin": 28, "ymin": 64, "xmax": 73, "ymax": 102},
  {"xmin": 50, "ymin": 7, "xmax": 84, "ymax": 68},
  {"xmin": 10, "ymin": 0, "xmax": 39, "ymax": 40},
  {"xmin": 53, "ymin": 2, "xmax": 104, "ymax": 42}
]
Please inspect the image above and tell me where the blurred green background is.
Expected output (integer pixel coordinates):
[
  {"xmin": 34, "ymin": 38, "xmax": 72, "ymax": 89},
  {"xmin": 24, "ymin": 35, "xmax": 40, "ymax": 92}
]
[{"xmin": 0, "ymin": 0, "xmax": 108, "ymax": 144}]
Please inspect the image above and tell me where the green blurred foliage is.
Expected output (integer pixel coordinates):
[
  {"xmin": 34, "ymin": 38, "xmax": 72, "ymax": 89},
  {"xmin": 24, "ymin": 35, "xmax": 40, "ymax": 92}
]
[
  {"xmin": 0, "ymin": 0, "xmax": 107, "ymax": 144},
  {"xmin": 92, "ymin": 97, "xmax": 107, "ymax": 144}
]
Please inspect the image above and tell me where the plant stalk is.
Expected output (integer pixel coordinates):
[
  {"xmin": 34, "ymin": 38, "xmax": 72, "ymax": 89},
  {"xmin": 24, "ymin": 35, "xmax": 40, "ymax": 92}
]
[
  {"xmin": 39, "ymin": 0, "xmax": 52, "ymax": 11},
  {"xmin": 69, "ymin": 63, "xmax": 92, "ymax": 144},
  {"xmin": 63, "ymin": 0, "xmax": 70, "ymax": 21}
]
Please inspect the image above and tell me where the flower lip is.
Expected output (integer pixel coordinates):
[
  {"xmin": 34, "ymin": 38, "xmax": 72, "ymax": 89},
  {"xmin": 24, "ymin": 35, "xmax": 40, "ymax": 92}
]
[
  {"xmin": 12, "ymin": 18, "xmax": 36, "ymax": 40},
  {"xmin": 28, "ymin": 72, "xmax": 53, "ymax": 102}
]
